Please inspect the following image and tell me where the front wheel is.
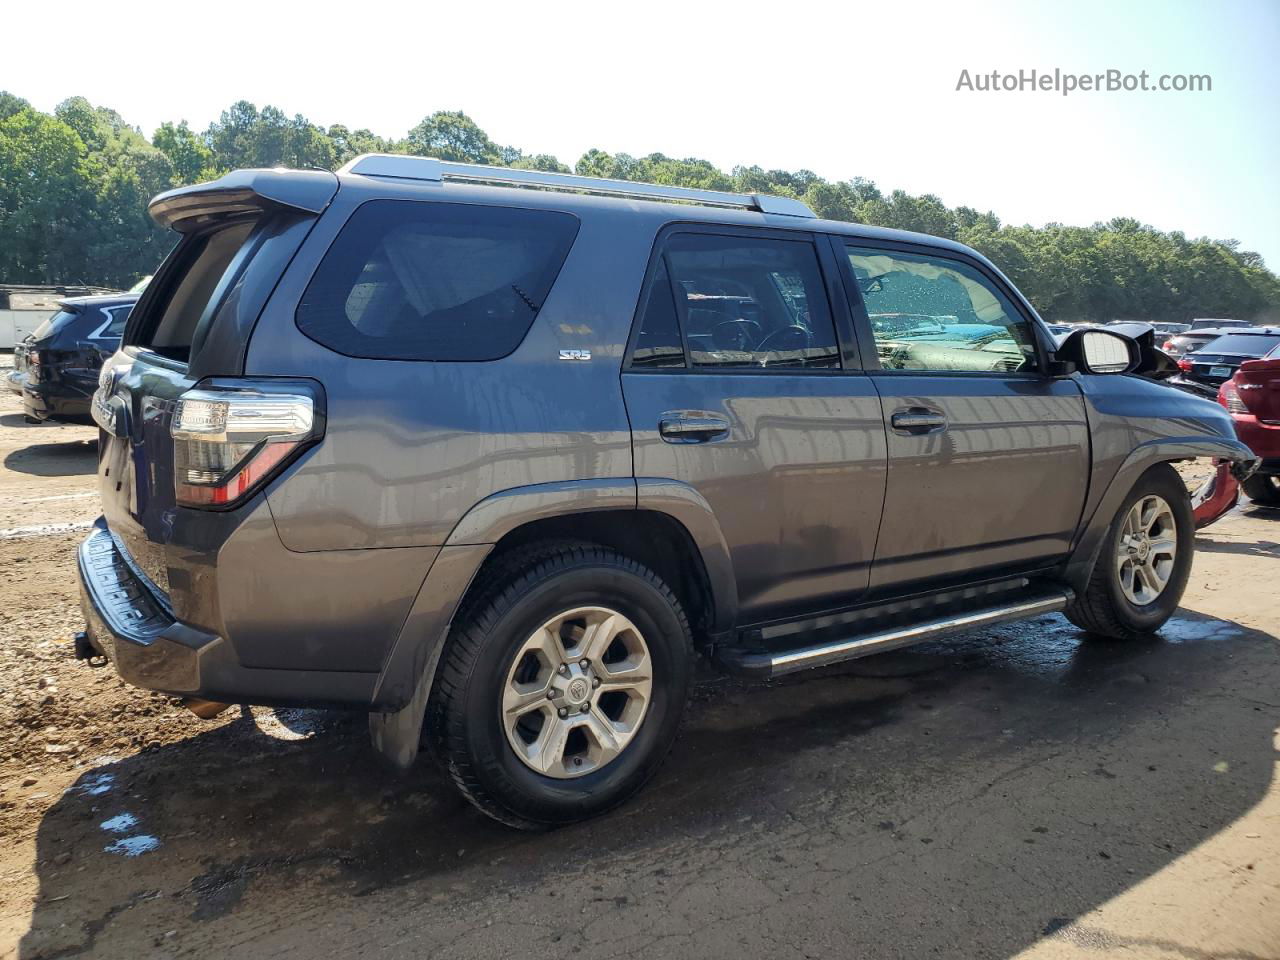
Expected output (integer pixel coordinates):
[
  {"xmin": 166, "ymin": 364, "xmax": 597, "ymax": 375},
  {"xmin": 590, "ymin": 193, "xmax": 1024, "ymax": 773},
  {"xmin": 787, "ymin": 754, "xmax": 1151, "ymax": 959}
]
[
  {"xmin": 1066, "ymin": 464, "xmax": 1195, "ymax": 639},
  {"xmin": 426, "ymin": 543, "xmax": 692, "ymax": 829},
  {"xmin": 1242, "ymin": 474, "xmax": 1280, "ymax": 506}
]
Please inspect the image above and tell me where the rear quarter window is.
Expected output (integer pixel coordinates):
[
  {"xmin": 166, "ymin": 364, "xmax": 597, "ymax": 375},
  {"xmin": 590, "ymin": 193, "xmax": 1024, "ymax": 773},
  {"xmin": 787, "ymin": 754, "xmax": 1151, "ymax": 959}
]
[{"xmin": 296, "ymin": 200, "xmax": 580, "ymax": 362}]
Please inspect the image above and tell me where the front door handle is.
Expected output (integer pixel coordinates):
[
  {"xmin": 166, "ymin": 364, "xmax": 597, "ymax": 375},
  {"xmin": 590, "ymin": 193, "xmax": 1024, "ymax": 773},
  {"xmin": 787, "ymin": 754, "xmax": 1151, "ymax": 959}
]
[
  {"xmin": 659, "ymin": 414, "xmax": 730, "ymax": 443},
  {"xmin": 890, "ymin": 409, "xmax": 947, "ymax": 435}
]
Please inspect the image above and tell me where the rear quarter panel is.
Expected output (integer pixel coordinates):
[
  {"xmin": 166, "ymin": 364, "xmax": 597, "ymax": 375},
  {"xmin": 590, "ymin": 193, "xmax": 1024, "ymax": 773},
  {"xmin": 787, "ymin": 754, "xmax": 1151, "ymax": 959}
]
[{"xmin": 245, "ymin": 180, "xmax": 652, "ymax": 551}]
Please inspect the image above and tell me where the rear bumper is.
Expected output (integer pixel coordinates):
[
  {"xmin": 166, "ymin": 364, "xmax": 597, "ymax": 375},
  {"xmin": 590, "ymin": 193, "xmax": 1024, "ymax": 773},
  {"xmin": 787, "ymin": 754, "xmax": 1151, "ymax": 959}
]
[
  {"xmin": 77, "ymin": 521, "xmax": 380, "ymax": 707},
  {"xmin": 1231, "ymin": 415, "xmax": 1280, "ymax": 464},
  {"xmin": 21, "ymin": 379, "xmax": 92, "ymax": 423}
]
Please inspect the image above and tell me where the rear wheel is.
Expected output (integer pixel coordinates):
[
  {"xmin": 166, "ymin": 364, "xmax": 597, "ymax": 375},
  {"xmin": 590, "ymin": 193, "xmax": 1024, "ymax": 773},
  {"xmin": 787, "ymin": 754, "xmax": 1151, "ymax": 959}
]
[
  {"xmin": 427, "ymin": 542, "xmax": 692, "ymax": 829},
  {"xmin": 1066, "ymin": 464, "xmax": 1194, "ymax": 639},
  {"xmin": 1242, "ymin": 474, "xmax": 1280, "ymax": 506}
]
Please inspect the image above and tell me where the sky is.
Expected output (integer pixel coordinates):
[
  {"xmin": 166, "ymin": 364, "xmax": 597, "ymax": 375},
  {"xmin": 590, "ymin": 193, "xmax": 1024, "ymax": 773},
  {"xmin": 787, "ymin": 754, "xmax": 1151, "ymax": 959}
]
[{"xmin": 5, "ymin": 0, "xmax": 1279, "ymax": 268}]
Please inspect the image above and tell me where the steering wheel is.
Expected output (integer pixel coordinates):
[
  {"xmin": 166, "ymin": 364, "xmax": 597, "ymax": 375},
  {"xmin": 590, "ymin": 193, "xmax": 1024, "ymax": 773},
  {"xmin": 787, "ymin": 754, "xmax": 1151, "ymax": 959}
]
[
  {"xmin": 756, "ymin": 325, "xmax": 813, "ymax": 362},
  {"xmin": 711, "ymin": 319, "xmax": 763, "ymax": 352}
]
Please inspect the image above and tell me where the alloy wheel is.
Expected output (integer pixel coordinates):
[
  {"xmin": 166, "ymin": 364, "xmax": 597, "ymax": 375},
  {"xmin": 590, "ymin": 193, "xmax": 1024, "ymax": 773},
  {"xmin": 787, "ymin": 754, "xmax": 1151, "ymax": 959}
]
[
  {"xmin": 501, "ymin": 606, "xmax": 653, "ymax": 778},
  {"xmin": 1115, "ymin": 495, "xmax": 1178, "ymax": 605}
]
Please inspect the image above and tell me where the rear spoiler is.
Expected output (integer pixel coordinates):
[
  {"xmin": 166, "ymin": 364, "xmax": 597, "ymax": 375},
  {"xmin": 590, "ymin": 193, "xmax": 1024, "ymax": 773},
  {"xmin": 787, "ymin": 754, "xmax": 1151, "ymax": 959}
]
[{"xmin": 148, "ymin": 168, "xmax": 339, "ymax": 232}]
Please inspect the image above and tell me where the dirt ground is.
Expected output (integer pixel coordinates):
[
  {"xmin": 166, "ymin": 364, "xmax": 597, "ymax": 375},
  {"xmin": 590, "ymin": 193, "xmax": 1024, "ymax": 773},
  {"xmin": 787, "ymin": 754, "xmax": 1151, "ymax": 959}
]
[{"xmin": 0, "ymin": 366, "xmax": 1276, "ymax": 960}]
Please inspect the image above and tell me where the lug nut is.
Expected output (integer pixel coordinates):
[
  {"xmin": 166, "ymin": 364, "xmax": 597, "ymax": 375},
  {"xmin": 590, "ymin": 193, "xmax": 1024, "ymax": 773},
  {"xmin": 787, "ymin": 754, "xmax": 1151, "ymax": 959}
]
[
  {"xmin": 546, "ymin": 689, "xmax": 556, "ymax": 700},
  {"xmin": 580, "ymin": 703, "xmax": 590, "ymax": 713},
  {"xmin": 579, "ymin": 659, "xmax": 589, "ymax": 668},
  {"xmin": 558, "ymin": 707, "xmax": 568, "ymax": 718},
  {"xmin": 558, "ymin": 664, "xmax": 569, "ymax": 675},
  {"xmin": 574, "ymin": 757, "xmax": 583, "ymax": 766},
  {"xmin": 591, "ymin": 677, "xmax": 601, "ymax": 688}
]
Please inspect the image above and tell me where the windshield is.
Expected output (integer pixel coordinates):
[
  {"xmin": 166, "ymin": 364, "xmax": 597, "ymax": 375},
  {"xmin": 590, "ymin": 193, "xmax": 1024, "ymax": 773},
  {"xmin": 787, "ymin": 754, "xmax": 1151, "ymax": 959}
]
[
  {"xmin": 1197, "ymin": 333, "xmax": 1280, "ymax": 355},
  {"xmin": 30, "ymin": 309, "xmax": 79, "ymax": 340}
]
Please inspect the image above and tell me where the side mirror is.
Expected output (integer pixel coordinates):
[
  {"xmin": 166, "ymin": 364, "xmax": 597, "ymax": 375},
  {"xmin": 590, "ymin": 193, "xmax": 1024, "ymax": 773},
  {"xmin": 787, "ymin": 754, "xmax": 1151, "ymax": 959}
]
[{"xmin": 1051, "ymin": 329, "xmax": 1140, "ymax": 376}]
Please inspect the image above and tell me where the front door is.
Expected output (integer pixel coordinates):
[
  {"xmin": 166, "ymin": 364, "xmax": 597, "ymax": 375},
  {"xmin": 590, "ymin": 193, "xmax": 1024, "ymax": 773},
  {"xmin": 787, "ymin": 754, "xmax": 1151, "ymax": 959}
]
[
  {"xmin": 838, "ymin": 241, "xmax": 1090, "ymax": 591},
  {"xmin": 622, "ymin": 228, "xmax": 887, "ymax": 624}
]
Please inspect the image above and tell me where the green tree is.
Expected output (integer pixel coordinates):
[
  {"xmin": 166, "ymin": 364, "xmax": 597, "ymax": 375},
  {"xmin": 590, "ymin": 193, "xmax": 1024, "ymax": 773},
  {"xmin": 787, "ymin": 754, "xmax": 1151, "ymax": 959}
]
[
  {"xmin": 404, "ymin": 110, "xmax": 502, "ymax": 163},
  {"xmin": 0, "ymin": 108, "xmax": 95, "ymax": 283},
  {"xmin": 153, "ymin": 120, "xmax": 218, "ymax": 183}
]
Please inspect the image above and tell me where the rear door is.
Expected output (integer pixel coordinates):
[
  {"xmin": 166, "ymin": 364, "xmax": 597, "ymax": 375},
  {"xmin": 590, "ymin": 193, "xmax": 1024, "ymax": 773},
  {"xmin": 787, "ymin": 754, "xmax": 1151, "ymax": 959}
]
[
  {"xmin": 621, "ymin": 226, "xmax": 887, "ymax": 624},
  {"xmin": 836, "ymin": 240, "xmax": 1090, "ymax": 592}
]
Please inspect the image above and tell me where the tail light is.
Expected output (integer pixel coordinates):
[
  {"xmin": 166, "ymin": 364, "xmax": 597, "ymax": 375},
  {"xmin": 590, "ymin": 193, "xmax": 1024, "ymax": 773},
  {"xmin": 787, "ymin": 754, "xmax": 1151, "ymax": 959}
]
[
  {"xmin": 1220, "ymin": 380, "xmax": 1248, "ymax": 415},
  {"xmin": 28, "ymin": 350, "xmax": 45, "ymax": 382},
  {"xmin": 171, "ymin": 383, "xmax": 322, "ymax": 508},
  {"xmin": 1162, "ymin": 340, "xmax": 1176, "ymax": 352},
  {"xmin": 1177, "ymin": 357, "xmax": 1193, "ymax": 372}
]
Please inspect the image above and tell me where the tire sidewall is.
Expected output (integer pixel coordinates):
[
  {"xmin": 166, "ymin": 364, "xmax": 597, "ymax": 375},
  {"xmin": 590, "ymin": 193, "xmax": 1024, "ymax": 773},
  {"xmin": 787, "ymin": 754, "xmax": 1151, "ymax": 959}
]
[
  {"xmin": 1098, "ymin": 467, "xmax": 1195, "ymax": 631},
  {"xmin": 458, "ymin": 562, "xmax": 690, "ymax": 825}
]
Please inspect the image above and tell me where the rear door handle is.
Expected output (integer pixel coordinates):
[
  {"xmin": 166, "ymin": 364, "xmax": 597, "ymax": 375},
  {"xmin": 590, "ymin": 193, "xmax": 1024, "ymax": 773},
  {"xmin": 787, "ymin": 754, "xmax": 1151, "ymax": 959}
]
[
  {"xmin": 659, "ymin": 414, "xmax": 730, "ymax": 443},
  {"xmin": 890, "ymin": 409, "xmax": 947, "ymax": 435}
]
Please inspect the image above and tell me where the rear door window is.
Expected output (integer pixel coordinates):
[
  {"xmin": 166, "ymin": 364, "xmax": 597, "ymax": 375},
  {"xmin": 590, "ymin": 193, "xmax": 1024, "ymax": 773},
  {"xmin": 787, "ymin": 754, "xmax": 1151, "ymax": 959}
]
[
  {"xmin": 296, "ymin": 200, "xmax": 580, "ymax": 361},
  {"xmin": 636, "ymin": 233, "xmax": 840, "ymax": 370}
]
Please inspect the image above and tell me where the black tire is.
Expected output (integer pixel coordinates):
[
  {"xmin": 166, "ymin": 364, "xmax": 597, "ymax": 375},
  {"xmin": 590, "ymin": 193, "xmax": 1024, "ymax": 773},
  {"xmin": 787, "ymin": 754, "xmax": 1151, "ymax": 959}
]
[
  {"xmin": 1242, "ymin": 474, "xmax": 1280, "ymax": 506},
  {"xmin": 426, "ymin": 541, "xmax": 692, "ymax": 829},
  {"xmin": 1065, "ymin": 464, "xmax": 1194, "ymax": 640}
]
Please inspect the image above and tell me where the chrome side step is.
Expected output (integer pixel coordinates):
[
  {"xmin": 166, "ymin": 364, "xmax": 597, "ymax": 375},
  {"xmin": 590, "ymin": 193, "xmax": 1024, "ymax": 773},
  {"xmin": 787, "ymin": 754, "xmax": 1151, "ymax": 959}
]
[{"xmin": 718, "ymin": 586, "xmax": 1073, "ymax": 680}]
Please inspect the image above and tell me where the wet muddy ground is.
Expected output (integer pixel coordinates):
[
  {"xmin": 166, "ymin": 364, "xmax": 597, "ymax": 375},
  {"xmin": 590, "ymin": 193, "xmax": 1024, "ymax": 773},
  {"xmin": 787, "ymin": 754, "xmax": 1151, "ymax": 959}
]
[{"xmin": 1, "ymin": 367, "xmax": 1277, "ymax": 959}]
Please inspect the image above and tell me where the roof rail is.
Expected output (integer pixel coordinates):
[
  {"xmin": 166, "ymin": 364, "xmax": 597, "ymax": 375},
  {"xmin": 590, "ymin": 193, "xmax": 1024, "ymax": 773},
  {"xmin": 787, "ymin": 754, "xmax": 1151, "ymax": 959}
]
[{"xmin": 338, "ymin": 153, "xmax": 817, "ymax": 219}]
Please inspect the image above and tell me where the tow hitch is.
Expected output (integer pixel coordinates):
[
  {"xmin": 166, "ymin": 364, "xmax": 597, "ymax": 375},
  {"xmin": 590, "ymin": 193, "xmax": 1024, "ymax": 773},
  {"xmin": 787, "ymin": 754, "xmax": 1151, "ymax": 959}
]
[{"xmin": 72, "ymin": 631, "xmax": 108, "ymax": 668}]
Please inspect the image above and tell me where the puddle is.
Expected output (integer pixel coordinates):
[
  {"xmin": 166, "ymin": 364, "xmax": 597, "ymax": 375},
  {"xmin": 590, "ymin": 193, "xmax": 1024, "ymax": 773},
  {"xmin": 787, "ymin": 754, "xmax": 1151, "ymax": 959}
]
[
  {"xmin": 100, "ymin": 813, "xmax": 138, "ymax": 833},
  {"xmin": 1159, "ymin": 616, "xmax": 1246, "ymax": 644},
  {"xmin": 71, "ymin": 773, "xmax": 115, "ymax": 797},
  {"xmin": 104, "ymin": 835, "xmax": 161, "ymax": 857}
]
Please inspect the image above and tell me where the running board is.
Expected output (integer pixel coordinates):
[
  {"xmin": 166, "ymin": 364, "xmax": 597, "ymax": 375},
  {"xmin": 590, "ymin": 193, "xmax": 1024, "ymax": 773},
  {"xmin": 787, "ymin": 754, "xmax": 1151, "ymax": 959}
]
[{"xmin": 717, "ymin": 586, "xmax": 1073, "ymax": 680}]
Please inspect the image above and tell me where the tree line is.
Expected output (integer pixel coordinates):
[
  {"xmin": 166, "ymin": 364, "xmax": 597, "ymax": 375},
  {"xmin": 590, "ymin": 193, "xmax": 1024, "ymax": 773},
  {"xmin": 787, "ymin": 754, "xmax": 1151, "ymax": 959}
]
[{"xmin": 1, "ymin": 92, "xmax": 1277, "ymax": 325}]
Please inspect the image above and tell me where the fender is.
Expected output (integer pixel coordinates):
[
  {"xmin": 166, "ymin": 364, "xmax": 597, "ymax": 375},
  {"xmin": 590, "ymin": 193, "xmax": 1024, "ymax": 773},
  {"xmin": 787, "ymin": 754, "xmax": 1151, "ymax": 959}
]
[
  {"xmin": 635, "ymin": 478, "xmax": 738, "ymax": 634},
  {"xmin": 1063, "ymin": 435, "xmax": 1256, "ymax": 592},
  {"xmin": 368, "ymin": 476, "xmax": 740, "ymax": 768}
]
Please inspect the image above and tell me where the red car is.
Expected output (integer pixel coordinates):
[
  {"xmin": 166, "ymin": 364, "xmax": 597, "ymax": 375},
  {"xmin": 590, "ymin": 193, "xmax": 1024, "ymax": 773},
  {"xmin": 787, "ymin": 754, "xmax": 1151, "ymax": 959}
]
[{"xmin": 1219, "ymin": 343, "xmax": 1280, "ymax": 506}]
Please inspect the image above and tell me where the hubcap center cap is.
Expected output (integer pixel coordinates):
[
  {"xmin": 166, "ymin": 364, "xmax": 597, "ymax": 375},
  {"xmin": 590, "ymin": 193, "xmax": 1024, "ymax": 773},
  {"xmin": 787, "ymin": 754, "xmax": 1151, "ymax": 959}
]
[{"xmin": 565, "ymin": 676, "xmax": 591, "ymax": 705}]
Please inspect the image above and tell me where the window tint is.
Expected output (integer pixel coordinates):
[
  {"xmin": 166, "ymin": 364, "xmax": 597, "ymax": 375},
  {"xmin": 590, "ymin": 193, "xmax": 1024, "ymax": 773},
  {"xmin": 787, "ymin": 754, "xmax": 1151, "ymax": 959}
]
[
  {"xmin": 297, "ymin": 200, "xmax": 579, "ymax": 362},
  {"xmin": 847, "ymin": 246, "xmax": 1038, "ymax": 373},
  {"xmin": 102, "ymin": 305, "xmax": 132, "ymax": 338},
  {"xmin": 630, "ymin": 260, "xmax": 685, "ymax": 368},
  {"xmin": 660, "ymin": 234, "xmax": 839, "ymax": 370}
]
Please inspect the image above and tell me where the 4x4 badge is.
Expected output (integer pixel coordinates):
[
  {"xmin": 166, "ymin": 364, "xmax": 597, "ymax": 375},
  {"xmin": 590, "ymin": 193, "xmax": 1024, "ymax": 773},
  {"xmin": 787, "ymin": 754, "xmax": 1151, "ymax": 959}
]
[{"xmin": 559, "ymin": 349, "xmax": 591, "ymax": 361}]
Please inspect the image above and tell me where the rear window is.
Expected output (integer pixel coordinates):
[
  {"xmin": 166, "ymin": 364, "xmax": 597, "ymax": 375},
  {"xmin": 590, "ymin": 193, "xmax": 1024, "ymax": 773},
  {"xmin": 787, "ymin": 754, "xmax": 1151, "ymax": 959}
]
[
  {"xmin": 131, "ymin": 221, "xmax": 256, "ymax": 361},
  {"xmin": 1200, "ymin": 333, "xmax": 1280, "ymax": 355},
  {"xmin": 31, "ymin": 309, "xmax": 78, "ymax": 340},
  {"xmin": 296, "ymin": 200, "xmax": 580, "ymax": 361}
]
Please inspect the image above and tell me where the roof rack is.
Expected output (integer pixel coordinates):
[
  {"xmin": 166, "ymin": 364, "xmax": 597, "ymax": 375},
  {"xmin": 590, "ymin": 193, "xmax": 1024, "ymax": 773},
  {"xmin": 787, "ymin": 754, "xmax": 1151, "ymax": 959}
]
[{"xmin": 338, "ymin": 153, "xmax": 817, "ymax": 219}]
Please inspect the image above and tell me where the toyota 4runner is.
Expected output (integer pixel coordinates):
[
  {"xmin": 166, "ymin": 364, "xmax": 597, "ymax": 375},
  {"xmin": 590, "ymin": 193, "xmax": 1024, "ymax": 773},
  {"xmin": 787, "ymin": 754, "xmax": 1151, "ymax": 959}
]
[{"xmin": 79, "ymin": 155, "xmax": 1256, "ymax": 828}]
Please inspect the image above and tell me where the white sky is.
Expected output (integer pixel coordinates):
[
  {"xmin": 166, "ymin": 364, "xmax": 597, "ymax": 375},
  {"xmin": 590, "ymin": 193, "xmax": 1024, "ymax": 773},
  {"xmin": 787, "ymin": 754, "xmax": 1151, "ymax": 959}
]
[{"xmin": 5, "ymin": 0, "xmax": 1279, "ymax": 268}]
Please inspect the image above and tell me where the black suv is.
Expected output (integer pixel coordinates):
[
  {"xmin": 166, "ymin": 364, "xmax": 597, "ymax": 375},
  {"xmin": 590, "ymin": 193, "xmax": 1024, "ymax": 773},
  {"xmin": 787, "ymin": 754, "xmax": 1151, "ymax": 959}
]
[
  {"xmin": 9, "ymin": 294, "xmax": 138, "ymax": 423},
  {"xmin": 79, "ymin": 157, "xmax": 1254, "ymax": 828}
]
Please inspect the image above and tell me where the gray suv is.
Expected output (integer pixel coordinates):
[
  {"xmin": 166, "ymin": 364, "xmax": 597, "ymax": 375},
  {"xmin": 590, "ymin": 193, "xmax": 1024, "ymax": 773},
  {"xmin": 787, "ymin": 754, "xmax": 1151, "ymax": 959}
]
[{"xmin": 79, "ymin": 156, "xmax": 1256, "ymax": 828}]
